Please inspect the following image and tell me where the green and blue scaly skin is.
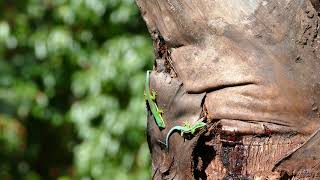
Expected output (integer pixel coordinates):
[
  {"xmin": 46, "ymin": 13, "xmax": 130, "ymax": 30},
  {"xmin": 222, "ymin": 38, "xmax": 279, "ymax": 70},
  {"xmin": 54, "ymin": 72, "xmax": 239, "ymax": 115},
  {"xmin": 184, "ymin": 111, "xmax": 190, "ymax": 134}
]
[
  {"xmin": 161, "ymin": 121, "xmax": 206, "ymax": 150},
  {"xmin": 145, "ymin": 70, "xmax": 166, "ymax": 128}
]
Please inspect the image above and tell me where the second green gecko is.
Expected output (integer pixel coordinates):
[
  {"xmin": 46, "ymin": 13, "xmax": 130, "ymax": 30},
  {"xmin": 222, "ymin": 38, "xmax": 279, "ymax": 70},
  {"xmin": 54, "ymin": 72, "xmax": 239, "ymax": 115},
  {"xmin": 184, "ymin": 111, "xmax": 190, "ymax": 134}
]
[
  {"xmin": 160, "ymin": 120, "xmax": 206, "ymax": 150},
  {"xmin": 145, "ymin": 70, "xmax": 166, "ymax": 128}
]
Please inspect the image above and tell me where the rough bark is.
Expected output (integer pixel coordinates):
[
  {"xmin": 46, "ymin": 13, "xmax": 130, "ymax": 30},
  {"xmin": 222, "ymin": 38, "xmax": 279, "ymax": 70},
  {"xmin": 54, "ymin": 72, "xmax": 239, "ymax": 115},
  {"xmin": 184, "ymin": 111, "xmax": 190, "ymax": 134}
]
[{"xmin": 138, "ymin": 0, "xmax": 320, "ymax": 179}]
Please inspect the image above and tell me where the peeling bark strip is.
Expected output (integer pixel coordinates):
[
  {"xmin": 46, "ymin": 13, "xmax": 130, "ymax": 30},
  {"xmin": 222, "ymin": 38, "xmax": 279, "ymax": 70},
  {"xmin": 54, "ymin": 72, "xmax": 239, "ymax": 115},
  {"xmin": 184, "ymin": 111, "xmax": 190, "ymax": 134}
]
[
  {"xmin": 138, "ymin": 0, "xmax": 320, "ymax": 179},
  {"xmin": 274, "ymin": 128, "xmax": 320, "ymax": 178}
]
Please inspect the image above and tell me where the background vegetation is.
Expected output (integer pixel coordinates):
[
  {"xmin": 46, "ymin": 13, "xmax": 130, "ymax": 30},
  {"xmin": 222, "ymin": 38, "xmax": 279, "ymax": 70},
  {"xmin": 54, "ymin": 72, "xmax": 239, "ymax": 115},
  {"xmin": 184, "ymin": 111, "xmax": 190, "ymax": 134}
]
[{"xmin": 0, "ymin": 0, "xmax": 153, "ymax": 179}]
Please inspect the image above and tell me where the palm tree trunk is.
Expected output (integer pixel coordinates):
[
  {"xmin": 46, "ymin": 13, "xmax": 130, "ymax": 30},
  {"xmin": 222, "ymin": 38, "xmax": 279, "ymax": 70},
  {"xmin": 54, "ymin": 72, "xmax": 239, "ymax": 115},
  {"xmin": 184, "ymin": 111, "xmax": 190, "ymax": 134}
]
[{"xmin": 137, "ymin": 0, "xmax": 320, "ymax": 179}]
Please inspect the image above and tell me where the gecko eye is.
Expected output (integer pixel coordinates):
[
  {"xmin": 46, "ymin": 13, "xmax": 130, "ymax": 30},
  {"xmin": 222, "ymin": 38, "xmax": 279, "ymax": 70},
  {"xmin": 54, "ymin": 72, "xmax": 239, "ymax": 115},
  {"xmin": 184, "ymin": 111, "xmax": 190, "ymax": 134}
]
[{"xmin": 183, "ymin": 121, "xmax": 190, "ymax": 127}]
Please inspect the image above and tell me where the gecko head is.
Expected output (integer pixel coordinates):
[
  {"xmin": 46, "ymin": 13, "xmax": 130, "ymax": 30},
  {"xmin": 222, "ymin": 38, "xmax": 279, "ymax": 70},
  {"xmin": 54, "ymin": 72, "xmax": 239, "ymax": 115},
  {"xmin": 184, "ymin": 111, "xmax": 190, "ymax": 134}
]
[{"xmin": 183, "ymin": 121, "xmax": 191, "ymax": 128}]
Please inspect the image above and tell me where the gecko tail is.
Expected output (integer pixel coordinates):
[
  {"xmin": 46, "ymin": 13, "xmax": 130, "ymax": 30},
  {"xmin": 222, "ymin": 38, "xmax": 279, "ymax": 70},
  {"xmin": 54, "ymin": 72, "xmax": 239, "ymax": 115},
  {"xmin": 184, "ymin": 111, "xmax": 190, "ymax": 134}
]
[{"xmin": 158, "ymin": 140, "xmax": 169, "ymax": 152}]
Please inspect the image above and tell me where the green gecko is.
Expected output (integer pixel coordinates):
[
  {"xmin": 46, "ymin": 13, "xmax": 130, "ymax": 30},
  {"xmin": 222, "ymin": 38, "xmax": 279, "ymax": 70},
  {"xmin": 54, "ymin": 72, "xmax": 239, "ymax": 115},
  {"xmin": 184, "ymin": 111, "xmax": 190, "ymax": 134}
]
[
  {"xmin": 144, "ymin": 70, "xmax": 166, "ymax": 128},
  {"xmin": 160, "ymin": 120, "xmax": 206, "ymax": 150}
]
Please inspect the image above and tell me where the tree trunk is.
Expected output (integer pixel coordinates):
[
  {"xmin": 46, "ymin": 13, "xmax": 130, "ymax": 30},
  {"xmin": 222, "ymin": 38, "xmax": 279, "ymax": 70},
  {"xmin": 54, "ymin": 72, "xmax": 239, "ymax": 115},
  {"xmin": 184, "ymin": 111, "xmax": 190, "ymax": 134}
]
[{"xmin": 137, "ymin": 0, "xmax": 320, "ymax": 179}]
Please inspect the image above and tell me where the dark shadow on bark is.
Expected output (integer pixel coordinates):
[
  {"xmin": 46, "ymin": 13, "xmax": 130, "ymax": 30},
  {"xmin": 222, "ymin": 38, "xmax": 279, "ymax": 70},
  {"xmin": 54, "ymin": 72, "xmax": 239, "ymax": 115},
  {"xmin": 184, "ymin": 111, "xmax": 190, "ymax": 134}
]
[{"xmin": 192, "ymin": 134, "xmax": 216, "ymax": 180}]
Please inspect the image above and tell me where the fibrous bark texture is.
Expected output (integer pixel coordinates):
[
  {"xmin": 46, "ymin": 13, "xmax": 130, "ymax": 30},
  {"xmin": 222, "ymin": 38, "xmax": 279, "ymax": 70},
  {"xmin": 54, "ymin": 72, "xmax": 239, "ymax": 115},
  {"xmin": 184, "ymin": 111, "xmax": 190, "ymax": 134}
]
[{"xmin": 138, "ymin": 0, "xmax": 320, "ymax": 179}]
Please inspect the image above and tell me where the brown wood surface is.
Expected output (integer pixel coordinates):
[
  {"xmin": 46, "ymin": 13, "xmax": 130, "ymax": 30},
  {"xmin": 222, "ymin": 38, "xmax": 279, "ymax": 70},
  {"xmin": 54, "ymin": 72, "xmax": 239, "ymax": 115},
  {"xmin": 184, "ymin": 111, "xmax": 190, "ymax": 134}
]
[{"xmin": 138, "ymin": 0, "xmax": 320, "ymax": 179}]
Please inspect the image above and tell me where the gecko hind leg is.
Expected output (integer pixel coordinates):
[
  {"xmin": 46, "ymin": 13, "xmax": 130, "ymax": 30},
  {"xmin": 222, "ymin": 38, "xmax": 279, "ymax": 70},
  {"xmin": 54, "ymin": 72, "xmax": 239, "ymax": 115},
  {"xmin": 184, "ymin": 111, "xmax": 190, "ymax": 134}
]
[{"xmin": 151, "ymin": 90, "xmax": 157, "ymax": 100}]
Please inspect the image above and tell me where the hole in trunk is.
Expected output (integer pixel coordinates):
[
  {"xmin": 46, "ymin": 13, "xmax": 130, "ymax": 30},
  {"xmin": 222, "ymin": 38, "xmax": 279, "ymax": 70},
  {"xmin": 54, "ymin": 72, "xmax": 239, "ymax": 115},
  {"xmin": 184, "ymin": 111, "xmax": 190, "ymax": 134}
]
[{"xmin": 192, "ymin": 134, "xmax": 216, "ymax": 180}]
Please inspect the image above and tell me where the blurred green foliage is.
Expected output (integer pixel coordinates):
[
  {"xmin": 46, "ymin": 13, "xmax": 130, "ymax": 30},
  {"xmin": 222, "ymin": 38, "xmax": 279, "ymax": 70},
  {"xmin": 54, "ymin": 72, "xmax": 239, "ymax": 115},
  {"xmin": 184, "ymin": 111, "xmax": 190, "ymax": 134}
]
[{"xmin": 0, "ymin": 0, "xmax": 153, "ymax": 179}]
